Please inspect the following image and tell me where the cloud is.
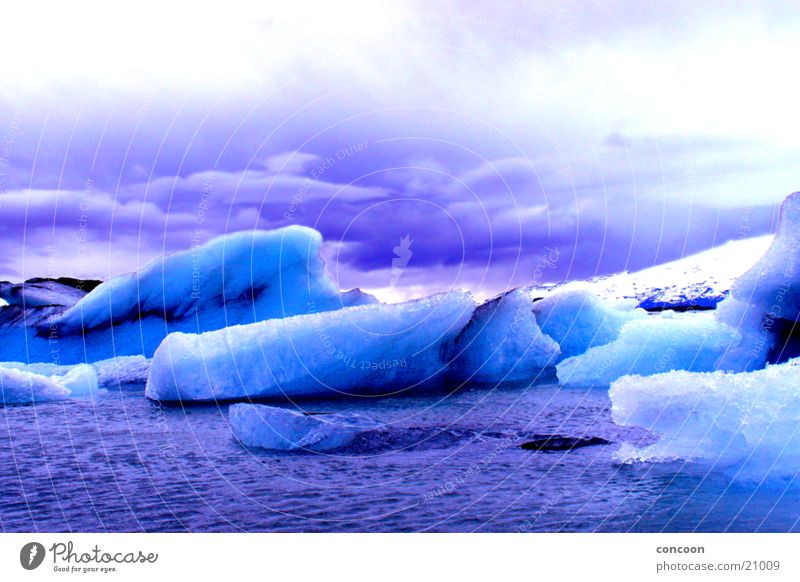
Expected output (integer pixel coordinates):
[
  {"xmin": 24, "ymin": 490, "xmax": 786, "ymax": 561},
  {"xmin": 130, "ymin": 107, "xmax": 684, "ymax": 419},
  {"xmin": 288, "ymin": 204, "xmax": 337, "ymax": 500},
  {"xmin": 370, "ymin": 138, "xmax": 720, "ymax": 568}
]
[
  {"xmin": 262, "ymin": 151, "xmax": 324, "ymax": 174},
  {"xmin": 123, "ymin": 167, "xmax": 389, "ymax": 210},
  {"xmin": 0, "ymin": 1, "xmax": 796, "ymax": 297}
]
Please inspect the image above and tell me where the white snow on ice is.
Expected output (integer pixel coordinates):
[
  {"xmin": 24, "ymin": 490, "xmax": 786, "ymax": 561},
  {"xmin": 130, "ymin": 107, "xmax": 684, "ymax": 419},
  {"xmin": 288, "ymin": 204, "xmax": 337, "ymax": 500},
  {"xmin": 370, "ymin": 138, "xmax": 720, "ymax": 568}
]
[{"xmin": 532, "ymin": 235, "xmax": 773, "ymax": 310}]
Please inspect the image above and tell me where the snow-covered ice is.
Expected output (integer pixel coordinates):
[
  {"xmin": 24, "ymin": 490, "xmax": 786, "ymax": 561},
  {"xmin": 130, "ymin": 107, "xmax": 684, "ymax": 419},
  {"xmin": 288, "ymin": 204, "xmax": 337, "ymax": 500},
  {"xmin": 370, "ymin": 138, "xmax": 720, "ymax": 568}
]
[
  {"xmin": 531, "ymin": 235, "xmax": 772, "ymax": 311},
  {"xmin": 447, "ymin": 289, "xmax": 560, "ymax": 383},
  {"xmin": 557, "ymin": 312, "xmax": 741, "ymax": 386},
  {"xmin": 0, "ymin": 364, "xmax": 99, "ymax": 405},
  {"xmin": 229, "ymin": 404, "xmax": 385, "ymax": 451},
  {"xmin": 610, "ymin": 358, "xmax": 800, "ymax": 481},
  {"xmin": 532, "ymin": 289, "xmax": 646, "ymax": 359},
  {"xmin": 146, "ymin": 291, "xmax": 474, "ymax": 402}
]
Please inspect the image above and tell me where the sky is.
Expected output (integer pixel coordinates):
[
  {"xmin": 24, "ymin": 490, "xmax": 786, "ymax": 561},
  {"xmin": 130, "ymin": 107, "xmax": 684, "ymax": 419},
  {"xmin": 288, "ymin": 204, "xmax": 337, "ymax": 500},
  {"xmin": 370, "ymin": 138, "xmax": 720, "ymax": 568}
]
[{"xmin": 0, "ymin": 1, "xmax": 797, "ymax": 301}]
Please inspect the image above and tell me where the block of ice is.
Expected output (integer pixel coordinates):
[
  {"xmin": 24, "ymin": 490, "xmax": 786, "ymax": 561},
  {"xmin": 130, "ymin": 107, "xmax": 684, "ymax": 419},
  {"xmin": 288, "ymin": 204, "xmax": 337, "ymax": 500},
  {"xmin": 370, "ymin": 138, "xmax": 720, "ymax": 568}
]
[
  {"xmin": 0, "ymin": 227, "xmax": 375, "ymax": 364},
  {"xmin": 713, "ymin": 297, "xmax": 774, "ymax": 372},
  {"xmin": 731, "ymin": 192, "xmax": 800, "ymax": 321},
  {"xmin": 610, "ymin": 358, "xmax": 800, "ymax": 480},
  {"xmin": 0, "ymin": 356, "xmax": 149, "ymax": 388},
  {"xmin": 229, "ymin": 403, "xmax": 385, "ymax": 451},
  {"xmin": 57, "ymin": 226, "xmax": 374, "ymax": 334},
  {"xmin": 556, "ymin": 312, "xmax": 741, "ymax": 386},
  {"xmin": 711, "ymin": 192, "xmax": 800, "ymax": 371},
  {"xmin": 146, "ymin": 291, "xmax": 475, "ymax": 402},
  {"xmin": 93, "ymin": 356, "xmax": 151, "ymax": 386},
  {"xmin": 447, "ymin": 289, "xmax": 560, "ymax": 383},
  {"xmin": 0, "ymin": 363, "xmax": 99, "ymax": 405},
  {"xmin": 532, "ymin": 289, "xmax": 646, "ymax": 359}
]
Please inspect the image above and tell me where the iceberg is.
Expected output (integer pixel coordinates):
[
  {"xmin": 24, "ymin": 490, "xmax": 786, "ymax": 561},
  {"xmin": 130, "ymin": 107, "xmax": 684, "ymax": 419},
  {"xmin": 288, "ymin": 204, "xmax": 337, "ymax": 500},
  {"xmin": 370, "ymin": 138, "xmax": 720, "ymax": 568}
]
[
  {"xmin": 0, "ymin": 355, "xmax": 149, "ymax": 389},
  {"xmin": 715, "ymin": 192, "xmax": 800, "ymax": 370},
  {"xmin": 446, "ymin": 287, "xmax": 645, "ymax": 384},
  {"xmin": 447, "ymin": 289, "xmax": 560, "ymax": 383},
  {"xmin": 93, "ymin": 356, "xmax": 151, "ymax": 387},
  {"xmin": 713, "ymin": 298, "xmax": 775, "ymax": 372},
  {"xmin": 0, "ymin": 364, "xmax": 99, "ymax": 405},
  {"xmin": 56, "ymin": 226, "xmax": 373, "ymax": 334},
  {"xmin": 731, "ymin": 192, "xmax": 800, "ymax": 321},
  {"xmin": 532, "ymin": 289, "xmax": 646, "ymax": 359},
  {"xmin": 557, "ymin": 312, "xmax": 741, "ymax": 386},
  {"xmin": 610, "ymin": 359, "xmax": 800, "ymax": 481},
  {"xmin": 0, "ymin": 226, "xmax": 375, "ymax": 364},
  {"xmin": 146, "ymin": 291, "xmax": 474, "ymax": 402},
  {"xmin": 229, "ymin": 403, "xmax": 385, "ymax": 451},
  {"xmin": 550, "ymin": 193, "xmax": 800, "ymax": 381}
]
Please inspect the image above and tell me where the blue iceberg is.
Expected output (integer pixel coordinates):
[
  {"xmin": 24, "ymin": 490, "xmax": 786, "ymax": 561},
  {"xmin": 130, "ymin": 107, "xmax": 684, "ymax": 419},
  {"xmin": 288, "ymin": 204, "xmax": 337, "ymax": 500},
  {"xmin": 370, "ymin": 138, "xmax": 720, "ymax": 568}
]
[
  {"xmin": 0, "ymin": 226, "xmax": 374, "ymax": 364},
  {"xmin": 146, "ymin": 291, "xmax": 474, "ymax": 402}
]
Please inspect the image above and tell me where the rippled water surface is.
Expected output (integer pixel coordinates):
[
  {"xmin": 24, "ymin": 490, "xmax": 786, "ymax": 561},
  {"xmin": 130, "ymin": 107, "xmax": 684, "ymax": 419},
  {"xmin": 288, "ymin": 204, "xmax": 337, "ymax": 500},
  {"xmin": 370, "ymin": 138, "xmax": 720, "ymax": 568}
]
[{"xmin": 2, "ymin": 382, "xmax": 799, "ymax": 532}]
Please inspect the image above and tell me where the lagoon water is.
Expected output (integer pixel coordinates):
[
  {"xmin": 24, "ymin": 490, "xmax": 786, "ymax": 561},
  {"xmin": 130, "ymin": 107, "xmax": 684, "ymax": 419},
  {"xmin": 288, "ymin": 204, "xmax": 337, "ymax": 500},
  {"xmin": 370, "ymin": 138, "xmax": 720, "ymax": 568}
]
[{"xmin": 2, "ymin": 382, "xmax": 799, "ymax": 532}]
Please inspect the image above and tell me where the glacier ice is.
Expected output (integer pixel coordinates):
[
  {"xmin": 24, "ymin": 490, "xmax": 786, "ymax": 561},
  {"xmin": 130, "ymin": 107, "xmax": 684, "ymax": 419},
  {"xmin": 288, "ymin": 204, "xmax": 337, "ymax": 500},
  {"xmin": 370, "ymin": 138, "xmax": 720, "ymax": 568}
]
[
  {"xmin": 532, "ymin": 289, "xmax": 646, "ymax": 359},
  {"xmin": 229, "ymin": 403, "xmax": 385, "ymax": 451},
  {"xmin": 610, "ymin": 358, "xmax": 800, "ymax": 481},
  {"xmin": 146, "ymin": 291, "xmax": 474, "ymax": 402},
  {"xmin": 713, "ymin": 298, "xmax": 775, "ymax": 372},
  {"xmin": 0, "ymin": 364, "xmax": 99, "ymax": 405},
  {"xmin": 731, "ymin": 192, "xmax": 800, "ymax": 321},
  {"xmin": 713, "ymin": 192, "xmax": 800, "ymax": 371},
  {"xmin": 556, "ymin": 312, "xmax": 741, "ymax": 386},
  {"xmin": 0, "ymin": 226, "xmax": 375, "ymax": 364},
  {"xmin": 447, "ymin": 289, "xmax": 560, "ymax": 383},
  {"xmin": 0, "ymin": 355, "xmax": 149, "ymax": 389},
  {"xmin": 57, "ymin": 226, "xmax": 373, "ymax": 334},
  {"xmin": 93, "ymin": 356, "xmax": 151, "ymax": 386}
]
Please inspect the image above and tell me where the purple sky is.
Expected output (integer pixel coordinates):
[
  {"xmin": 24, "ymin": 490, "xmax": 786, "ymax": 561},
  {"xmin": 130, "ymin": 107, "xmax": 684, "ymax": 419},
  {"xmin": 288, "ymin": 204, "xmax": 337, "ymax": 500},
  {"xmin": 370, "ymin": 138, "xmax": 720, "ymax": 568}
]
[{"xmin": 1, "ymin": 1, "xmax": 797, "ymax": 300}]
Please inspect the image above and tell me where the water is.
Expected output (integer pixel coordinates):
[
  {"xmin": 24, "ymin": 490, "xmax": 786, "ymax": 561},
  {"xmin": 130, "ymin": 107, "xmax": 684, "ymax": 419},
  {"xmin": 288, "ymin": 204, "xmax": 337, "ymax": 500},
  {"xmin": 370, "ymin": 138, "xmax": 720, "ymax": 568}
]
[{"xmin": 2, "ymin": 382, "xmax": 799, "ymax": 532}]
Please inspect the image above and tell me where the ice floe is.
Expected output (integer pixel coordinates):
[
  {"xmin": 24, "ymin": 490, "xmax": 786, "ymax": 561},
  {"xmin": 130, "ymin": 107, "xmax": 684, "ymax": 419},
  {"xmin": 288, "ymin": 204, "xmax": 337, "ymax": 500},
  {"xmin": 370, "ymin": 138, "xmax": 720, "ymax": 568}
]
[
  {"xmin": 0, "ymin": 226, "xmax": 374, "ymax": 364},
  {"xmin": 610, "ymin": 358, "xmax": 800, "ymax": 481},
  {"xmin": 0, "ymin": 364, "xmax": 99, "ymax": 405},
  {"xmin": 146, "ymin": 291, "xmax": 474, "ymax": 402},
  {"xmin": 229, "ymin": 404, "xmax": 385, "ymax": 451},
  {"xmin": 557, "ymin": 311, "xmax": 741, "ymax": 386}
]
